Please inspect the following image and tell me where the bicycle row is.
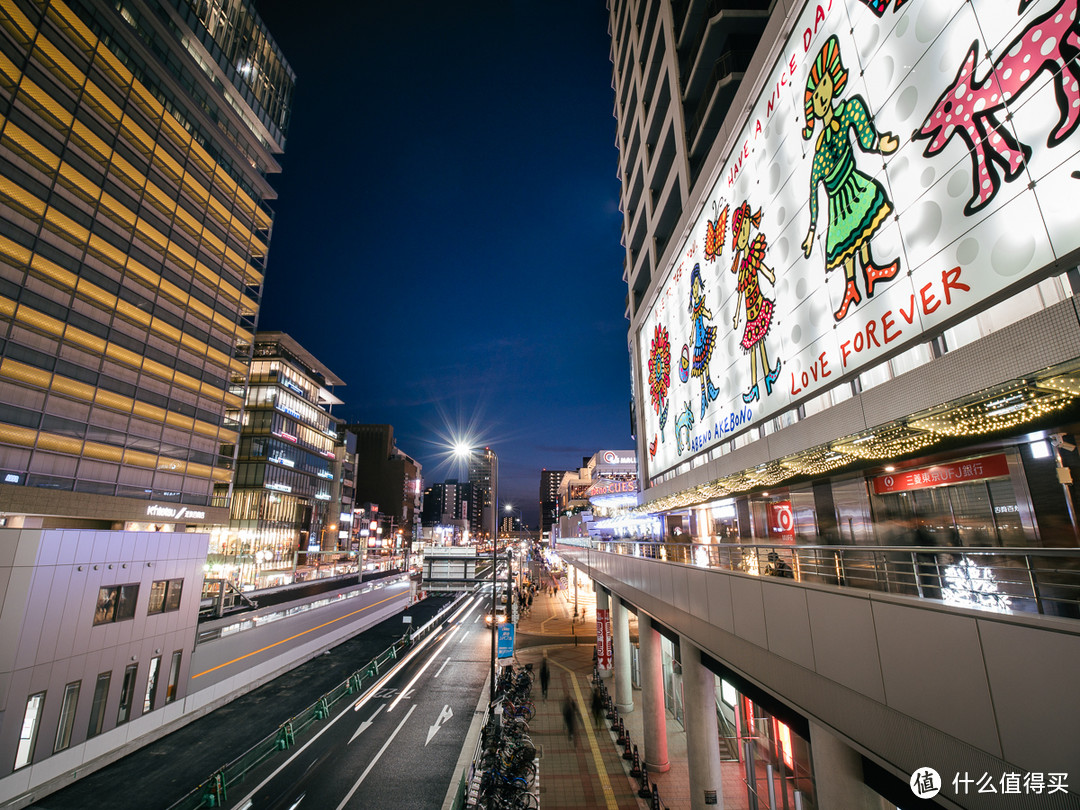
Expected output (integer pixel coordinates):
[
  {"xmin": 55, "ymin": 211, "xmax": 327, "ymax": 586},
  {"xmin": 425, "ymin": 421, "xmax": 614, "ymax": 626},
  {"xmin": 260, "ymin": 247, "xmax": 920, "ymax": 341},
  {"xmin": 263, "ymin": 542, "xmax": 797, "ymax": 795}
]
[{"xmin": 467, "ymin": 664, "xmax": 540, "ymax": 810}]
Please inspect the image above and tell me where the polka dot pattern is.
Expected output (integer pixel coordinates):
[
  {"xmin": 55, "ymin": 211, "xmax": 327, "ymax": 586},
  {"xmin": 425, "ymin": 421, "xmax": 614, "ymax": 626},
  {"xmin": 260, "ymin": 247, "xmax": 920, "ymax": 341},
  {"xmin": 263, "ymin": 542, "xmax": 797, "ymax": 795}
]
[{"xmin": 916, "ymin": 0, "xmax": 1080, "ymax": 214}]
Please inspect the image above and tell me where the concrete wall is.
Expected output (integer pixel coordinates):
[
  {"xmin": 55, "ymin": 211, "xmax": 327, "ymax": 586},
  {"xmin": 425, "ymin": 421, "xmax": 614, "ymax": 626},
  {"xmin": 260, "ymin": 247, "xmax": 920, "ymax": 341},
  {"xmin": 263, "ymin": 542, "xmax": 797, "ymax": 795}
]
[
  {"xmin": 0, "ymin": 528, "xmax": 206, "ymax": 803},
  {"xmin": 0, "ymin": 528, "xmax": 411, "ymax": 808},
  {"xmin": 560, "ymin": 546, "xmax": 1080, "ymax": 810}
]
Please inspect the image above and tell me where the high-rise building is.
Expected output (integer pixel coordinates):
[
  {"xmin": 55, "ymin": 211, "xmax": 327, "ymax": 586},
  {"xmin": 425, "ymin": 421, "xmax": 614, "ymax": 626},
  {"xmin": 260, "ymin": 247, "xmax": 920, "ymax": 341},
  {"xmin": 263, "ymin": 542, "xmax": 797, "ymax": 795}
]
[
  {"xmin": 212, "ymin": 332, "xmax": 346, "ymax": 588},
  {"xmin": 348, "ymin": 424, "xmax": 422, "ymax": 550},
  {"xmin": 0, "ymin": 0, "xmax": 295, "ymax": 797},
  {"xmin": 539, "ymin": 468, "xmax": 566, "ymax": 540},
  {"xmin": 0, "ymin": 0, "xmax": 293, "ymax": 529},
  {"xmin": 608, "ymin": 0, "xmax": 1080, "ymax": 803},
  {"xmin": 468, "ymin": 446, "xmax": 497, "ymax": 540},
  {"xmin": 615, "ymin": 0, "xmax": 770, "ymax": 322}
]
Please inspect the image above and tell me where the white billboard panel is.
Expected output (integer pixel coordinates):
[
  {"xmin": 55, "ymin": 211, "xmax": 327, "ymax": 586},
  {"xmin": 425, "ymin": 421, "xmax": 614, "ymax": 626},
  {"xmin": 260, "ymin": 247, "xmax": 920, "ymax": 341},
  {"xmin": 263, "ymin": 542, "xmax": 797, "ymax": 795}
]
[{"xmin": 640, "ymin": 0, "xmax": 1080, "ymax": 476}]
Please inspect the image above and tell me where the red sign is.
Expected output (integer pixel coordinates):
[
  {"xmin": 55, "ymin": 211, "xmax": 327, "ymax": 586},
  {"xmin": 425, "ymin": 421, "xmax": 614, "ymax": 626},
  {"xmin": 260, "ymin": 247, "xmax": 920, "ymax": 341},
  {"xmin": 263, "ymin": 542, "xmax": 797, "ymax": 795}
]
[
  {"xmin": 769, "ymin": 501, "xmax": 794, "ymax": 539},
  {"xmin": 596, "ymin": 608, "xmax": 612, "ymax": 671},
  {"xmin": 872, "ymin": 453, "xmax": 1010, "ymax": 495}
]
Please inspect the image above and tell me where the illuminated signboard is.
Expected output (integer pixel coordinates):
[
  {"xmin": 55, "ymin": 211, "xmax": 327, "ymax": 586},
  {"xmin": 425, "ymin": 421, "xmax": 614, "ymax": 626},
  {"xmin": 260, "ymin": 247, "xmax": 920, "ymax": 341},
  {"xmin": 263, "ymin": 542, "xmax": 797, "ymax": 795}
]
[
  {"xmin": 639, "ymin": 0, "xmax": 1080, "ymax": 476},
  {"xmin": 145, "ymin": 504, "xmax": 206, "ymax": 521},
  {"xmin": 587, "ymin": 479, "xmax": 638, "ymax": 499},
  {"xmin": 871, "ymin": 453, "xmax": 1010, "ymax": 494}
]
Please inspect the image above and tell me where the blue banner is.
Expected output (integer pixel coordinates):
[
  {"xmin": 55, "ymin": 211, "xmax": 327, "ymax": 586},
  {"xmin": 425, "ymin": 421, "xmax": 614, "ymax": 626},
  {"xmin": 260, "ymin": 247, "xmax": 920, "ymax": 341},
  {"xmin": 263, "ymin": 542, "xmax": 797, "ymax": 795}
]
[{"xmin": 496, "ymin": 622, "xmax": 515, "ymax": 659}]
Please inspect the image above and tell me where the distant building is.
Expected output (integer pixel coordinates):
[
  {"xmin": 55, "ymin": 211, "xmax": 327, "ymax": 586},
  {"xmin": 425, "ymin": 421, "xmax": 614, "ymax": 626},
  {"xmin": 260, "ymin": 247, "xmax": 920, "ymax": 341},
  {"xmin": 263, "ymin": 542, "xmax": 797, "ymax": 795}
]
[
  {"xmin": 348, "ymin": 424, "xmax": 422, "ymax": 561},
  {"xmin": 539, "ymin": 469, "xmax": 567, "ymax": 540},
  {"xmin": 213, "ymin": 332, "xmax": 346, "ymax": 588},
  {"xmin": 468, "ymin": 447, "xmax": 498, "ymax": 540},
  {"xmin": 556, "ymin": 450, "xmax": 640, "ymax": 541}
]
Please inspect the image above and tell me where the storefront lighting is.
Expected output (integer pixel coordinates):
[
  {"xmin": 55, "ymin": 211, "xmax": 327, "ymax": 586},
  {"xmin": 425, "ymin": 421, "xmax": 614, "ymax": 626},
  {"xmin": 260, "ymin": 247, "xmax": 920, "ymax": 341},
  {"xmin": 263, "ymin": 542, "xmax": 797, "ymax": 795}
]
[
  {"xmin": 1030, "ymin": 440, "xmax": 1052, "ymax": 459},
  {"xmin": 638, "ymin": 359, "xmax": 1080, "ymax": 516}
]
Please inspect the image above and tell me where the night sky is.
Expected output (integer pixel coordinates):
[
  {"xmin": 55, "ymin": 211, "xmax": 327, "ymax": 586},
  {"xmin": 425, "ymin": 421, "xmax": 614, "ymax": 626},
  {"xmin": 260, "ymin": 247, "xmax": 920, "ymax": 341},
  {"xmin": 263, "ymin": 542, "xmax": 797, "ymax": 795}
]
[{"xmin": 250, "ymin": 1, "xmax": 630, "ymax": 526}]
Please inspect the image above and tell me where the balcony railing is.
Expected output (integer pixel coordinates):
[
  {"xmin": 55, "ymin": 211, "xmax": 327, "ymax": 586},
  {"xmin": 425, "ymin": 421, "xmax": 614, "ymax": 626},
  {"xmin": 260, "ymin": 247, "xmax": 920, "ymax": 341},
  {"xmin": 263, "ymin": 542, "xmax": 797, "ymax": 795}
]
[{"xmin": 558, "ymin": 539, "xmax": 1080, "ymax": 620}]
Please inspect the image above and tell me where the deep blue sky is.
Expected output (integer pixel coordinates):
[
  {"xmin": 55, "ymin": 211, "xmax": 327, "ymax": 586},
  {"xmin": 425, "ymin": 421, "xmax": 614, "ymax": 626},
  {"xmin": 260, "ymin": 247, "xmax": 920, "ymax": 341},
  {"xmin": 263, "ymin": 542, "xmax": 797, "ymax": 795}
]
[{"xmin": 251, "ymin": 1, "xmax": 630, "ymax": 525}]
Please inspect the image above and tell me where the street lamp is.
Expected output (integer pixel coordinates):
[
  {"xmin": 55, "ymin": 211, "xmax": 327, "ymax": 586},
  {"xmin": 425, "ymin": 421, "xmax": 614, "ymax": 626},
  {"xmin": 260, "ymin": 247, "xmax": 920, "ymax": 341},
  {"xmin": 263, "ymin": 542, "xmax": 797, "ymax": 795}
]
[{"xmin": 455, "ymin": 442, "xmax": 498, "ymax": 702}]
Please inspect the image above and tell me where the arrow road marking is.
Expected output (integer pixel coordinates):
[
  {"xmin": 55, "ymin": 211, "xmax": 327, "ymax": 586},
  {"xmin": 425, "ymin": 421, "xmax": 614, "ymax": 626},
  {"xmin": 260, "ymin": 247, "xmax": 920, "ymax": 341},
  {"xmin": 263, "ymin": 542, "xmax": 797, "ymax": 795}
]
[
  {"xmin": 426, "ymin": 704, "xmax": 454, "ymax": 745},
  {"xmin": 335, "ymin": 704, "xmax": 417, "ymax": 810},
  {"xmin": 387, "ymin": 628, "xmax": 458, "ymax": 713},
  {"xmin": 348, "ymin": 703, "xmax": 385, "ymax": 744}
]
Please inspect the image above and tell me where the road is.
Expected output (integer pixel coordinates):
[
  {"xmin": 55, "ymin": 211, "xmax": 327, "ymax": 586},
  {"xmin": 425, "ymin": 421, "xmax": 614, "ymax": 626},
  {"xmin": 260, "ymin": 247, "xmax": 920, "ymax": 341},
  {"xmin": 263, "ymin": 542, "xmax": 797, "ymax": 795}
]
[{"xmin": 231, "ymin": 593, "xmax": 494, "ymax": 810}]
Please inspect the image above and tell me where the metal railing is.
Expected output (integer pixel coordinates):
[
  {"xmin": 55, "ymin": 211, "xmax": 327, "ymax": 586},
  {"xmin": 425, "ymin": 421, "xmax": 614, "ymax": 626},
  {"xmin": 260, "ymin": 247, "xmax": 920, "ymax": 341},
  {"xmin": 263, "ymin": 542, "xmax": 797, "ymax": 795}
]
[
  {"xmin": 558, "ymin": 539, "xmax": 1080, "ymax": 620},
  {"xmin": 166, "ymin": 595, "xmax": 464, "ymax": 810}
]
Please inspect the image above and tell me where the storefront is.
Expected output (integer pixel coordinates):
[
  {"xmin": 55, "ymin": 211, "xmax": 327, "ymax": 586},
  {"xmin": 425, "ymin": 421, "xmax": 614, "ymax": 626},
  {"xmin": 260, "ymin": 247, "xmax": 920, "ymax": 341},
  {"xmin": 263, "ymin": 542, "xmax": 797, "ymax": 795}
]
[
  {"xmin": 666, "ymin": 438, "xmax": 1072, "ymax": 550},
  {"xmin": 867, "ymin": 451, "xmax": 1034, "ymax": 547}
]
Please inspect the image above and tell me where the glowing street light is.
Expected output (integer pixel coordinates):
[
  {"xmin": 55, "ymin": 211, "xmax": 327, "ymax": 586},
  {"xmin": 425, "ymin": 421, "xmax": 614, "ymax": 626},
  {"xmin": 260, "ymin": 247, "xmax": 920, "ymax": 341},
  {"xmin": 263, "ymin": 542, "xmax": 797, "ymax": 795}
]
[{"xmin": 453, "ymin": 441, "xmax": 499, "ymax": 701}]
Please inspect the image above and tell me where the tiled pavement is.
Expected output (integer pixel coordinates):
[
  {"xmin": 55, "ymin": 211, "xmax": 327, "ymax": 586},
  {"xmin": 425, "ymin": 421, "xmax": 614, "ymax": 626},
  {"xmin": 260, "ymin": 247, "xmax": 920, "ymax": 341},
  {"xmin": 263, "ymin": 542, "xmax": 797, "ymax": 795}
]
[{"xmin": 451, "ymin": 572, "xmax": 751, "ymax": 810}]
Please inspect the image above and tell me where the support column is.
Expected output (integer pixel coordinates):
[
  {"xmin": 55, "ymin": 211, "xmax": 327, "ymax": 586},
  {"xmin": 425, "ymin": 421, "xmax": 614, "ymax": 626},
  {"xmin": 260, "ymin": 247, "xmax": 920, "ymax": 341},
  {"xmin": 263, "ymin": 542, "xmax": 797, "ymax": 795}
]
[
  {"xmin": 612, "ymin": 594, "xmax": 633, "ymax": 713},
  {"xmin": 639, "ymin": 613, "xmax": 669, "ymax": 772},
  {"xmin": 681, "ymin": 636, "xmax": 724, "ymax": 809},
  {"xmin": 809, "ymin": 720, "xmax": 873, "ymax": 810},
  {"xmin": 595, "ymin": 585, "xmax": 612, "ymax": 679}
]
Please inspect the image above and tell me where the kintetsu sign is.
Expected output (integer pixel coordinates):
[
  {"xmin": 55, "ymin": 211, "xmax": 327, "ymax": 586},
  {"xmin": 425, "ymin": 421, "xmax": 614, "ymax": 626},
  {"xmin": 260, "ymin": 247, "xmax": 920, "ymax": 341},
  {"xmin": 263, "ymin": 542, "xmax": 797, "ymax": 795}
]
[{"xmin": 640, "ymin": 0, "xmax": 1080, "ymax": 477}]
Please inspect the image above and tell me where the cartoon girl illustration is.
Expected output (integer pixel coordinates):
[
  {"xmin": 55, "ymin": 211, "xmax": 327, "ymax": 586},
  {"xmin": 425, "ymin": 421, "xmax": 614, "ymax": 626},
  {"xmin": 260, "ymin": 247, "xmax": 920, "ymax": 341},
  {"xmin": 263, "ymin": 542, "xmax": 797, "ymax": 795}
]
[
  {"xmin": 730, "ymin": 202, "xmax": 781, "ymax": 403},
  {"xmin": 801, "ymin": 35, "xmax": 901, "ymax": 322},
  {"xmin": 688, "ymin": 264, "xmax": 720, "ymax": 418}
]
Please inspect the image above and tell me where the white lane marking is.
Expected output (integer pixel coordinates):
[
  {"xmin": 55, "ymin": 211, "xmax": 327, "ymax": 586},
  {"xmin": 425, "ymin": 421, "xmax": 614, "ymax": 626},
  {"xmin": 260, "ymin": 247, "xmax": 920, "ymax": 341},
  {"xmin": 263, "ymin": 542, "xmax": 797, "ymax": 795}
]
[
  {"xmin": 434, "ymin": 657, "xmax": 451, "ymax": 679},
  {"xmin": 386, "ymin": 628, "xmax": 459, "ymax": 713},
  {"xmin": 334, "ymin": 704, "xmax": 417, "ymax": 810},
  {"xmin": 233, "ymin": 621, "xmax": 445, "ymax": 808},
  {"xmin": 348, "ymin": 703, "xmax": 385, "ymax": 744},
  {"xmin": 426, "ymin": 704, "xmax": 454, "ymax": 745}
]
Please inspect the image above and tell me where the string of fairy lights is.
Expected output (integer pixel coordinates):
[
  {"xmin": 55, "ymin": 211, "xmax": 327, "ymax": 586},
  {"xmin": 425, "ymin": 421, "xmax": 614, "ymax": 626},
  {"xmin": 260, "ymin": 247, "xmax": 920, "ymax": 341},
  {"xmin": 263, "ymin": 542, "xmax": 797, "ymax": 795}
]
[{"xmin": 637, "ymin": 363, "xmax": 1080, "ymax": 515}]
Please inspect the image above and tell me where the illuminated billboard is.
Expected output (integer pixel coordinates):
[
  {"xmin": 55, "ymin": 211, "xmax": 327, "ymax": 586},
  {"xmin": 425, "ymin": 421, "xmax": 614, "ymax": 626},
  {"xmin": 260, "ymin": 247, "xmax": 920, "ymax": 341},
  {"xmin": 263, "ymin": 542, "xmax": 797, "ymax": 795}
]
[{"xmin": 640, "ymin": 0, "xmax": 1080, "ymax": 476}]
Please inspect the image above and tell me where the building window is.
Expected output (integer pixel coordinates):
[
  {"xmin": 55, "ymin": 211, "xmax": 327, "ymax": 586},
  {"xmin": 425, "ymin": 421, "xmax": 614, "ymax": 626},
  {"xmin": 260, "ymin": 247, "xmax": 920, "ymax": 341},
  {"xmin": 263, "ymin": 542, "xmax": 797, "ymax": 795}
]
[
  {"xmin": 117, "ymin": 664, "xmax": 138, "ymax": 725},
  {"xmin": 87, "ymin": 673, "xmax": 111, "ymax": 738},
  {"xmin": 14, "ymin": 692, "xmax": 45, "ymax": 770},
  {"xmin": 93, "ymin": 584, "xmax": 139, "ymax": 625},
  {"xmin": 165, "ymin": 651, "xmax": 182, "ymax": 704},
  {"xmin": 147, "ymin": 579, "xmax": 184, "ymax": 614},
  {"xmin": 143, "ymin": 657, "xmax": 161, "ymax": 713},
  {"xmin": 54, "ymin": 681, "xmax": 81, "ymax": 753}
]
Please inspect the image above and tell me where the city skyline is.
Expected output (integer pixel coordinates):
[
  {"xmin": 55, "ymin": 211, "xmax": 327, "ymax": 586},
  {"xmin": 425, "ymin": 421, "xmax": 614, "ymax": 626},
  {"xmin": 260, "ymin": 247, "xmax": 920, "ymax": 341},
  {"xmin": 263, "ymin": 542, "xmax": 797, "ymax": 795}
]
[{"xmin": 251, "ymin": 0, "xmax": 629, "ymax": 524}]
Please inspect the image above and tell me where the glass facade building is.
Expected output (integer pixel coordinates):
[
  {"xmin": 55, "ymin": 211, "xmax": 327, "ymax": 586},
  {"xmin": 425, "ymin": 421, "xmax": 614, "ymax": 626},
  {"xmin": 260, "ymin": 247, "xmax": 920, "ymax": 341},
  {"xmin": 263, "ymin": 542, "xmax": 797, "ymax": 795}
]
[
  {"xmin": 0, "ymin": 0, "xmax": 293, "ymax": 525},
  {"xmin": 210, "ymin": 331, "xmax": 346, "ymax": 588}
]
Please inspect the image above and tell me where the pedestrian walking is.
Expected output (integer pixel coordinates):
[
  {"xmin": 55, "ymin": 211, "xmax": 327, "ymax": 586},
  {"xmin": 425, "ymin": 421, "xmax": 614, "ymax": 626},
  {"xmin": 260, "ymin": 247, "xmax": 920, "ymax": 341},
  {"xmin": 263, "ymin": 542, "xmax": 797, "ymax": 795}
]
[
  {"xmin": 562, "ymin": 695, "xmax": 577, "ymax": 743},
  {"xmin": 539, "ymin": 657, "xmax": 550, "ymax": 699},
  {"xmin": 591, "ymin": 685, "xmax": 603, "ymax": 729}
]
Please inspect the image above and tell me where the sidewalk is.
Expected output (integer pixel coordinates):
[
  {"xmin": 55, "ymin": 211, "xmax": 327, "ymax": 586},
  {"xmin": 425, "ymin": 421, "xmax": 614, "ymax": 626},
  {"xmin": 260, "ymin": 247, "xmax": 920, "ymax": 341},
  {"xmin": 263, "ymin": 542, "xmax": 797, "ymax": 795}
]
[
  {"xmin": 505, "ymin": 574, "xmax": 749, "ymax": 810},
  {"xmin": 512, "ymin": 577, "xmax": 682, "ymax": 809}
]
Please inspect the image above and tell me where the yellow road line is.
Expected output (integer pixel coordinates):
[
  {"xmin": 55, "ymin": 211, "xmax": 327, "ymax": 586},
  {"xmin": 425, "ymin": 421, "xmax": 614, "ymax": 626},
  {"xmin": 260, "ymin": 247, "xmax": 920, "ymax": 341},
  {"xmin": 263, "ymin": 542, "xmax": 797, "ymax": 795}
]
[
  {"xmin": 192, "ymin": 593, "xmax": 402, "ymax": 678},
  {"xmin": 552, "ymin": 660, "xmax": 620, "ymax": 810}
]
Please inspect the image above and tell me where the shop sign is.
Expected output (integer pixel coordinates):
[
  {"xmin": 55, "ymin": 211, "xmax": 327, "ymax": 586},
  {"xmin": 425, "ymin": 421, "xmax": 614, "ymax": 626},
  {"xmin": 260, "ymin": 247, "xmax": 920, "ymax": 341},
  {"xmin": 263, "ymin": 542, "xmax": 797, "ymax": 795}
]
[
  {"xmin": 587, "ymin": 479, "xmax": 637, "ymax": 499},
  {"xmin": 769, "ymin": 501, "xmax": 795, "ymax": 539},
  {"xmin": 596, "ymin": 608, "xmax": 613, "ymax": 672},
  {"xmin": 146, "ymin": 504, "xmax": 206, "ymax": 521},
  {"xmin": 872, "ymin": 454, "xmax": 1010, "ymax": 494},
  {"xmin": 639, "ymin": 0, "xmax": 1080, "ymax": 477}
]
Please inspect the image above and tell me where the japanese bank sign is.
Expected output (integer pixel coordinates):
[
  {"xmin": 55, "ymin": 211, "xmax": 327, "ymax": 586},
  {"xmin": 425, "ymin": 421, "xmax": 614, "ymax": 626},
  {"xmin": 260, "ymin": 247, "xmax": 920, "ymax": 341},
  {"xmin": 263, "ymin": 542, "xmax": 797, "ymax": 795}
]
[{"xmin": 639, "ymin": 0, "xmax": 1080, "ymax": 477}]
